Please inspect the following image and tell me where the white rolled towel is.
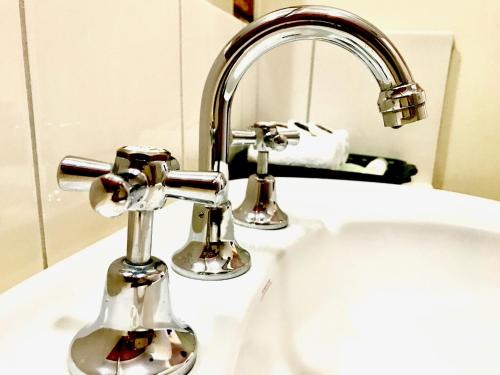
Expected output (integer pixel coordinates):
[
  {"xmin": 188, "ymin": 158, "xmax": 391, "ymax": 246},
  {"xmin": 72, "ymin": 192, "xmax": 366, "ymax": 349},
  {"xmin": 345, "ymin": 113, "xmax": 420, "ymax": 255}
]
[{"xmin": 247, "ymin": 120, "xmax": 350, "ymax": 170}]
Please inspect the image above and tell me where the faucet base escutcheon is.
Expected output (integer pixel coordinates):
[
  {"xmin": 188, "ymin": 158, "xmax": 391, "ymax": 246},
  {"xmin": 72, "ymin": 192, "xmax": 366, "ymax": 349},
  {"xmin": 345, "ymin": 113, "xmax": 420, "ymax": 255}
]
[
  {"xmin": 233, "ymin": 174, "xmax": 288, "ymax": 230},
  {"xmin": 172, "ymin": 202, "xmax": 251, "ymax": 280},
  {"xmin": 171, "ymin": 239, "xmax": 251, "ymax": 281},
  {"xmin": 68, "ymin": 257, "xmax": 197, "ymax": 375}
]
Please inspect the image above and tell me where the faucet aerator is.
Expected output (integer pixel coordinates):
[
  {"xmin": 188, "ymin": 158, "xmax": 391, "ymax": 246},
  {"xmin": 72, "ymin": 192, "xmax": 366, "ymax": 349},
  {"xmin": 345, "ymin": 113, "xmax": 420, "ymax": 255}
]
[{"xmin": 378, "ymin": 82, "xmax": 427, "ymax": 127}]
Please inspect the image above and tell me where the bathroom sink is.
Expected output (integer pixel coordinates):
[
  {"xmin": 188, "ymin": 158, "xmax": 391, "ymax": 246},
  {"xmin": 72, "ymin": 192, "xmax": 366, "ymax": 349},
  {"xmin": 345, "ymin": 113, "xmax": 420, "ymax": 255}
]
[
  {"xmin": 237, "ymin": 222, "xmax": 500, "ymax": 374},
  {"xmin": 1, "ymin": 178, "xmax": 500, "ymax": 374}
]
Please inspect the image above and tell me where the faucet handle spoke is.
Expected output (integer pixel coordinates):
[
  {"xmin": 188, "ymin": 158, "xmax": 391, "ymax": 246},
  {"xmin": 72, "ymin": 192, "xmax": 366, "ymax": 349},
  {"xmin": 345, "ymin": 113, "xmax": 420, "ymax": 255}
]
[
  {"xmin": 275, "ymin": 129, "xmax": 300, "ymax": 146},
  {"xmin": 231, "ymin": 129, "xmax": 257, "ymax": 146},
  {"xmin": 164, "ymin": 170, "xmax": 227, "ymax": 206},
  {"xmin": 89, "ymin": 172, "xmax": 146, "ymax": 218},
  {"xmin": 58, "ymin": 156, "xmax": 112, "ymax": 192}
]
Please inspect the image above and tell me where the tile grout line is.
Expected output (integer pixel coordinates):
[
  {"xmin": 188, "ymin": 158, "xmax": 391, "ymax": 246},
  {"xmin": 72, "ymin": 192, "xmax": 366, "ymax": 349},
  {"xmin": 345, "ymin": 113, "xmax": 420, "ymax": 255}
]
[
  {"xmin": 305, "ymin": 41, "xmax": 316, "ymax": 123},
  {"xmin": 177, "ymin": 0, "xmax": 186, "ymax": 167},
  {"xmin": 18, "ymin": 0, "xmax": 48, "ymax": 269}
]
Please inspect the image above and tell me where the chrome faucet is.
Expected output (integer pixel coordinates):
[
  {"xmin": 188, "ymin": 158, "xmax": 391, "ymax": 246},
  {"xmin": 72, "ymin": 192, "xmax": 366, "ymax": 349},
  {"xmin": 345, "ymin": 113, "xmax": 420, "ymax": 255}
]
[
  {"xmin": 58, "ymin": 146, "xmax": 227, "ymax": 375},
  {"xmin": 172, "ymin": 6, "xmax": 426, "ymax": 280}
]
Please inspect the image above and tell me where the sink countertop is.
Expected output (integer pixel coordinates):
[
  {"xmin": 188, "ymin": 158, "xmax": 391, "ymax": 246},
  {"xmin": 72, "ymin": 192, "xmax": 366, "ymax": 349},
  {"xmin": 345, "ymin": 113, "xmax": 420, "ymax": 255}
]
[{"xmin": 1, "ymin": 178, "xmax": 500, "ymax": 374}]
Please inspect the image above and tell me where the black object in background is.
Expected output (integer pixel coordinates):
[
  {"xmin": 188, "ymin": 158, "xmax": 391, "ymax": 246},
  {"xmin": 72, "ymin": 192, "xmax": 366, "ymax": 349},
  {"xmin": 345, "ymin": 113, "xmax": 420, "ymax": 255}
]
[{"xmin": 229, "ymin": 149, "xmax": 417, "ymax": 184}]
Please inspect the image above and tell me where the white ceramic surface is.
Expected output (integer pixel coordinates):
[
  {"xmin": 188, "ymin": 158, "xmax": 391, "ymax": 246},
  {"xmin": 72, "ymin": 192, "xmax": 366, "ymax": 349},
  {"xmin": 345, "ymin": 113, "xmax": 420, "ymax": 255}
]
[
  {"xmin": 1, "ymin": 178, "xmax": 500, "ymax": 374},
  {"xmin": 235, "ymin": 181, "xmax": 500, "ymax": 375}
]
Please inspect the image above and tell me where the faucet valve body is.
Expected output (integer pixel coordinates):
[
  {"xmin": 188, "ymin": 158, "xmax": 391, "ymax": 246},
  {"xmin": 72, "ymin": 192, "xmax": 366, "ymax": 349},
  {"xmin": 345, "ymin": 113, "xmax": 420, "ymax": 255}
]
[
  {"xmin": 232, "ymin": 122, "xmax": 300, "ymax": 229},
  {"xmin": 58, "ymin": 145, "xmax": 228, "ymax": 374}
]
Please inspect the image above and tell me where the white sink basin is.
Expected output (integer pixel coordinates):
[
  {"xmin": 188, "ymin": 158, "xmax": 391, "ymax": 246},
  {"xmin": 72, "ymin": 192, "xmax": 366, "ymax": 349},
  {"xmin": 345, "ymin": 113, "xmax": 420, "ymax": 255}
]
[{"xmin": 2, "ymin": 178, "xmax": 500, "ymax": 374}]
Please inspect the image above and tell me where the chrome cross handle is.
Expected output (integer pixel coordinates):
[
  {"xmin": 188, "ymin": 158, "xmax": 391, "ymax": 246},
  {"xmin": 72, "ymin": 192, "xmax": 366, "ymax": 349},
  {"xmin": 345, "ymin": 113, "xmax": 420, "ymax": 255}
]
[
  {"xmin": 232, "ymin": 121, "xmax": 300, "ymax": 176},
  {"xmin": 58, "ymin": 146, "xmax": 227, "ymax": 217},
  {"xmin": 232, "ymin": 121, "xmax": 300, "ymax": 150}
]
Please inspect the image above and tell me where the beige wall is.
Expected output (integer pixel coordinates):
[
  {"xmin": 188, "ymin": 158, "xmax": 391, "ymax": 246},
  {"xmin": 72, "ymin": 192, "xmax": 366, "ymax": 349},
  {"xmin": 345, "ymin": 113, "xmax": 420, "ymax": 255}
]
[
  {"xmin": 256, "ymin": 0, "xmax": 500, "ymax": 201},
  {"xmin": 0, "ymin": 0, "xmax": 44, "ymax": 291}
]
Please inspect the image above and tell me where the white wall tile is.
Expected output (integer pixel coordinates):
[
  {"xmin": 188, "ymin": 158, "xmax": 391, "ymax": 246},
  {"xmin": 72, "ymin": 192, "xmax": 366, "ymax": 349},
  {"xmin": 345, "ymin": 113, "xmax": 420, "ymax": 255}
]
[
  {"xmin": 309, "ymin": 32, "xmax": 453, "ymax": 185},
  {"xmin": 231, "ymin": 62, "xmax": 258, "ymax": 131},
  {"xmin": 256, "ymin": 41, "xmax": 314, "ymax": 123},
  {"xmin": 0, "ymin": 1, "xmax": 43, "ymax": 291},
  {"xmin": 24, "ymin": 0, "xmax": 182, "ymax": 265},
  {"xmin": 181, "ymin": 0, "xmax": 253, "ymax": 170}
]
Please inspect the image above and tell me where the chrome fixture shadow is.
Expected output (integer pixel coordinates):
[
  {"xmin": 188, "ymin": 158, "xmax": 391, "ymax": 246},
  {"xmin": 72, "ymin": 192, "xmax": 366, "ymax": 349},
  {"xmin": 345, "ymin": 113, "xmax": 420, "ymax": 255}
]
[
  {"xmin": 172, "ymin": 6, "xmax": 426, "ymax": 280},
  {"xmin": 58, "ymin": 146, "xmax": 227, "ymax": 375}
]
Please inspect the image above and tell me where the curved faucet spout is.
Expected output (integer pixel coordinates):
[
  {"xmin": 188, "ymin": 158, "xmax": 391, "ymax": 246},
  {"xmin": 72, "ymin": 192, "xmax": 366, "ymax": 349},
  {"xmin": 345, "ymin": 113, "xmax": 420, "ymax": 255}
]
[
  {"xmin": 198, "ymin": 6, "xmax": 426, "ymax": 172},
  {"xmin": 172, "ymin": 5, "xmax": 426, "ymax": 281}
]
